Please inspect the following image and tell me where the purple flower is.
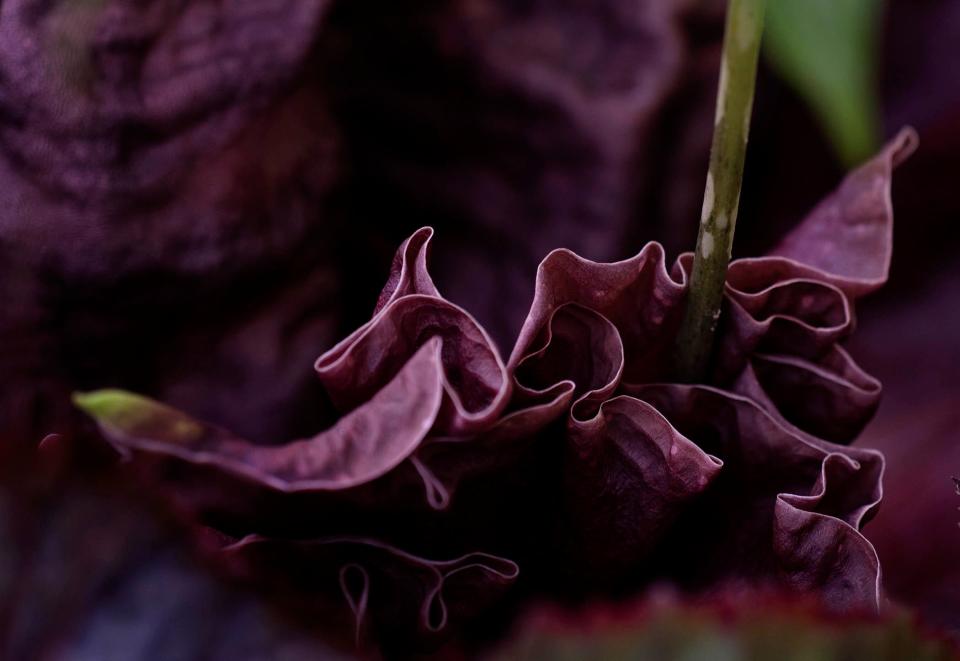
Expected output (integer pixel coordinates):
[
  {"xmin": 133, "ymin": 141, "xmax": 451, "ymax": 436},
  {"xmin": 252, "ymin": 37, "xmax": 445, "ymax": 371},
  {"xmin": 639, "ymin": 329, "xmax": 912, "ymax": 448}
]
[{"xmin": 77, "ymin": 130, "xmax": 916, "ymax": 652}]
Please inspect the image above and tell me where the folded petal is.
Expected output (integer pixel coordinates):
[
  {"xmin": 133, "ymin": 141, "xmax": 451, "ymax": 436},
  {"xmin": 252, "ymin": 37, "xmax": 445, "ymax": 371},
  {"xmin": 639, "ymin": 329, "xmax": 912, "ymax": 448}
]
[
  {"xmin": 725, "ymin": 266, "xmax": 854, "ymax": 352},
  {"xmin": 562, "ymin": 395, "xmax": 722, "ymax": 580},
  {"xmin": 511, "ymin": 242, "xmax": 685, "ymax": 384},
  {"xmin": 317, "ymin": 229, "xmax": 511, "ymax": 435},
  {"xmin": 734, "ymin": 348, "xmax": 881, "ymax": 444},
  {"xmin": 629, "ymin": 384, "xmax": 883, "ymax": 610},
  {"xmin": 374, "ymin": 227, "xmax": 441, "ymax": 312},
  {"xmin": 765, "ymin": 128, "xmax": 918, "ymax": 297},
  {"xmin": 515, "ymin": 303, "xmax": 624, "ymax": 417},
  {"xmin": 75, "ymin": 338, "xmax": 445, "ymax": 492}
]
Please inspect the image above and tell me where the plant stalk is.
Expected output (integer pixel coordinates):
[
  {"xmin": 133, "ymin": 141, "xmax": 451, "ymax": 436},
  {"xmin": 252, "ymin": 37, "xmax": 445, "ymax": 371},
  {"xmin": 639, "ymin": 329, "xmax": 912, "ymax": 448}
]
[{"xmin": 674, "ymin": 0, "xmax": 766, "ymax": 382}]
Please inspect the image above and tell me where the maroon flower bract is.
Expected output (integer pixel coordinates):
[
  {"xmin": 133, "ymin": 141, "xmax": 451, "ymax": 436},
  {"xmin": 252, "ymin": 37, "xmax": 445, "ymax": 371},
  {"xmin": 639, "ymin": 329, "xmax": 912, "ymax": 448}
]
[{"xmin": 79, "ymin": 129, "xmax": 916, "ymax": 650}]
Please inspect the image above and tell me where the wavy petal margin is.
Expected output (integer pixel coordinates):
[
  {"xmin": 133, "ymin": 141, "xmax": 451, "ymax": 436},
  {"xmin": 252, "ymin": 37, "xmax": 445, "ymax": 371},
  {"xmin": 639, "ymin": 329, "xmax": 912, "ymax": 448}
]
[
  {"xmin": 72, "ymin": 133, "xmax": 914, "ymax": 645},
  {"xmin": 222, "ymin": 535, "xmax": 518, "ymax": 642},
  {"xmin": 316, "ymin": 227, "xmax": 511, "ymax": 435},
  {"xmin": 632, "ymin": 384, "xmax": 883, "ymax": 610},
  {"xmin": 671, "ymin": 130, "xmax": 916, "ymax": 438}
]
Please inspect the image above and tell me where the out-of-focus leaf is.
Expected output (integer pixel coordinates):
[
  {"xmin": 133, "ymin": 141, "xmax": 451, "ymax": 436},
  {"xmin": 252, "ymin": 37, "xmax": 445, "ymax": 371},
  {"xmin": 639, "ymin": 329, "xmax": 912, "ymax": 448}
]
[
  {"xmin": 763, "ymin": 0, "xmax": 883, "ymax": 166},
  {"xmin": 490, "ymin": 599, "xmax": 957, "ymax": 661}
]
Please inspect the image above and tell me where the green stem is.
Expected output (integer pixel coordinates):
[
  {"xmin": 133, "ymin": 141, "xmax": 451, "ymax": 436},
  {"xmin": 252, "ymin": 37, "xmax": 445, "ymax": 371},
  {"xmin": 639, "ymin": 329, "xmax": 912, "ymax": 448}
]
[{"xmin": 674, "ymin": 0, "xmax": 766, "ymax": 382}]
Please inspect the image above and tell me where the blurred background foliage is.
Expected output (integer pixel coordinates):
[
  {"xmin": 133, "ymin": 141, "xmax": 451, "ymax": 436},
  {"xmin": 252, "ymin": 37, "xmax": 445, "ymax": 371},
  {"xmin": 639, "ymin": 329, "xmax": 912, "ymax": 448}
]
[
  {"xmin": 764, "ymin": 0, "xmax": 883, "ymax": 166},
  {"xmin": 491, "ymin": 599, "xmax": 957, "ymax": 661}
]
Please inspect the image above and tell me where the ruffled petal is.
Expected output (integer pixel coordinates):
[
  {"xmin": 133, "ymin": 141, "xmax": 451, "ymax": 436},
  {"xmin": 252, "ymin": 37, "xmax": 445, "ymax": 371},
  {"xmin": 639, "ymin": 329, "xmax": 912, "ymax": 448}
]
[
  {"xmin": 317, "ymin": 228, "xmax": 511, "ymax": 435},
  {"xmin": 516, "ymin": 303, "xmax": 624, "ymax": 413},
  {"xmin": 733, "ymin": 347, "xmax": 882, "ymax": 445},
  {"xmin": 663, "ymin": 132, "xmax": 914, "ymax": 439},
  {"xmin": 675, "ymin": 253, "xmax": 857, "ymax": 381},
  {"xmin": 763, "ymin": 128, "xmax": 918, "ymax": 297},
  {"xmin": 74, "ymin": 228, "xmax": 518, "ymax": 515},
  {"xmin": 562, "ymin": 395, "xmax": 721, "ymax": 579},
  {"xmin": 510, "ymin": 242, "xmax": 685, "ymax": 384},
  {"xmin": 630, "ymin": 384, "xmax": 883, "ymax": 609},
  {"xmin": 71, "ymin": 127, "xmax": 906, "ymax": 640}
]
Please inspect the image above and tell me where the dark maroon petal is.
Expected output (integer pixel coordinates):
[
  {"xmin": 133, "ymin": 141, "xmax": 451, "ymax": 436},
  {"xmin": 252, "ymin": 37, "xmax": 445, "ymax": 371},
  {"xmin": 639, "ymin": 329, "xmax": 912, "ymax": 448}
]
[
  {"xmin": 374, "ymin": 227, "xmax": 441, "ymax": 313},
  {"xmin": 410, "ymin": 381, "xmax": 575, "ymax": 503},
  {"xmin": 733, "ymin": 347, "xmax": 882, "ymax": 445},
  {"xmin": 516, "ymin": 303, "xmax": 623, "ymax": 411},
  {"xmin": 670, "ymin": 131, "xmax": 913, "ymax": 386},
  {"xmin": 316, "ymin": 296, "xmax": 510, "ymax": 434},
  {"xmin": 73, "ymin": 227, "xmax": 518, "ymax": 513},
  {"xmin": 510, "ymin": 242, "xmax": 685, "ymax": 384},
  {"xmin": 562, "ymin": 395, "xmax": 721, "ymax": 578},
  {"xmin": 765, "ymin": 128, "xmax": 918, "ymax": 297},
  {"xmin": 677, "ymin": 256, "xmax": 857, "ymax": 383},
  {"xmin": 662, "ymin": 133, "xmax": 912, "ymax": 442},
  {"xmin": 78, "ymin": 339, "xmax": 444, "ymax": 492},
  {"xmin": 317, "ymin": 228, "xmax": 511, "ymax": 435},
  {"xmin": 630, "ymin": 384, "xmax": 883, "ymax": 609},
  {"xmin": 724, "ymin": 268, "xmax": 853, "ymax": 356},
  {"xmin": 773, "ymin": 495, "xmax": 882, "ymax": 613}
]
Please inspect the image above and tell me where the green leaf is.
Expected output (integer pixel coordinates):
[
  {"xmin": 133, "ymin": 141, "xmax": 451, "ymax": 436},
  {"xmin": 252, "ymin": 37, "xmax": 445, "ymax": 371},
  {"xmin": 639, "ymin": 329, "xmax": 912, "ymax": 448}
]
[{"xmin": 763, "ymin": 0, "xmax": 883, "ymax": 166}]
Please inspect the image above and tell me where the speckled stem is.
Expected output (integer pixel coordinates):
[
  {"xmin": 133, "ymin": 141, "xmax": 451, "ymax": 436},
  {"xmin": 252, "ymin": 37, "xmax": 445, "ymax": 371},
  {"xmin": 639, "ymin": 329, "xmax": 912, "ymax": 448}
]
[{"xmin": 674, "ymin": 0, "xmax": 766, "ymax": 382}]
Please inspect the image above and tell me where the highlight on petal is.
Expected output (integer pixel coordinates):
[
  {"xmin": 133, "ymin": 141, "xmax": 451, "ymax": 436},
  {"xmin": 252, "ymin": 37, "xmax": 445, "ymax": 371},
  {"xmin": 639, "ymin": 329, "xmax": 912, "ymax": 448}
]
[
  {"xmin": 629, "ymin": 384, "xmax": 884, "ymax": 610},
  {"xmin": 515, "ymin": 303, "xmax": 624, "ymax": 416},
  {"xmin": 316, "ymin": 295, "xmax": 509, "ymax": 434},
  {"xmin": 317, "ymin": 228, "xmax": 511, "ymax": 435},
  {"xmin": 666, "ymin": 130, "xmax": 908, "ymax": 441},
  {"xmin": 562, "ymin": 395, "xmax": 722, "ymax": 579},
  {"xmin": 734, "ymin": 347, "xmax": 881, "ymax": 445},
  {"xmin": 76, "ymin": 339, "xmax": 445, "ymax": 492},
  {"xmin": 774, "ymin": 495, "xmax": 882, "ymax": 612},
  {"xmin": 511, "ymin": 242, "xmax": 685, "ymax": 384},
  {"xmin": 374, "ymin": 227, "xmax": 441, "ymax": 313},
  {"xmin": 766, "ymin": 127, "xmax": 918, "ymax": 296}
]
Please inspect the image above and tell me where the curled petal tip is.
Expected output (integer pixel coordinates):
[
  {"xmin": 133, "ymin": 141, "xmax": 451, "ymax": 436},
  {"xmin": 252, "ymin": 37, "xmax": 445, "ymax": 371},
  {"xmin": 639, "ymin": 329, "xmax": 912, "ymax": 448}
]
[{"xmin": 889, "ymin": 126, "xmax": 919, "ymax": 167}]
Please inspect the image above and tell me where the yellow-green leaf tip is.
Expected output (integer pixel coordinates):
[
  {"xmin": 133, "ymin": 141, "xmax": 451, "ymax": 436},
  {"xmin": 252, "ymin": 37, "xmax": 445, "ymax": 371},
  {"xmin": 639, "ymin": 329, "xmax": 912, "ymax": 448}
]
[{"xmin": 72, "ymin": 389, "xmax": 204, "ymax": 443}]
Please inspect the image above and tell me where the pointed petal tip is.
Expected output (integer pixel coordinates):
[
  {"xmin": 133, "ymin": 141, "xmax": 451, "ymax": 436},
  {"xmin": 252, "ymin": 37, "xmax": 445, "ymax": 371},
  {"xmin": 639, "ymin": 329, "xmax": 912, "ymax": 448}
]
[
  {"xmin": 73, "ymin": 389, "xmax": 204, "ymax": 442},
  {"xmin": 889, "ymin": 126, "xmax": 919, "ymax": 167}
]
